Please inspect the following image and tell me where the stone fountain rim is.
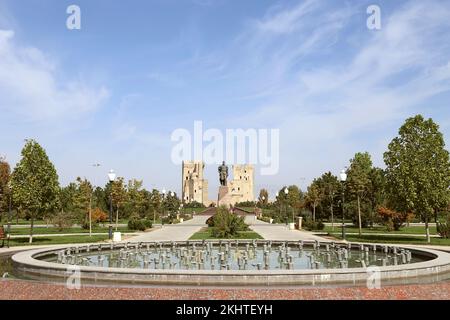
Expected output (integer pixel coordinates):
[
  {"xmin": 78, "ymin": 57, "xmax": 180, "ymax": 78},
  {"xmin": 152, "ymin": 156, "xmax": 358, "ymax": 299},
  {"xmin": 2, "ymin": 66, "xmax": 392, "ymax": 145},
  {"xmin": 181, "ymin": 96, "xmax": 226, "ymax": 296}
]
[{"xmin": 11, "ymin": 240, "xmax": 450, "ymax": 276}]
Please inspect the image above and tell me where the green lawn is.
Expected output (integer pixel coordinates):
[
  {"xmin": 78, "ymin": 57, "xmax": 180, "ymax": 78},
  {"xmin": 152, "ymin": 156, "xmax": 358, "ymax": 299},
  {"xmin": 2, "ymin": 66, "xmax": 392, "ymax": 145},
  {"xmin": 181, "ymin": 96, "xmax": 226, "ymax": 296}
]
[
  {"xmin": 8, "ymin": 235, "xmax": 110, "ymax": 247},
  {"xmin": 189, "ymin": 228, "xmax": 263, "ymax": 240},
  {"xmin": 9, "ymin": 226, "xmax": 133, "ymax": 235},
  {"xmin": 324, "ymin": 225, "xmax": 437, "ymax": 235},
  {"xmin": 329, "ymin": 234, "xmax": 450, "ymax": 246}
]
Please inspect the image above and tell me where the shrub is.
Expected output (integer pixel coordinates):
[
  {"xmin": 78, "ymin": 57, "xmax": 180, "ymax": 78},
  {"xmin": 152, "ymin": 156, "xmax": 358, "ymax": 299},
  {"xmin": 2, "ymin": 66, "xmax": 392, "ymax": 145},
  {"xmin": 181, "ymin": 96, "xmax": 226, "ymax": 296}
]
[
  {"xmin": 377, "ymin": 207, "xmax": 414, "ymax": 231},
  {"xmin": 437, "ymin": 216, "xmax": 450, "ymax": 239},
  {"xmin": 128, "ymin": 218, "xmax": 152, "ymax": 231},
  {"xmin": 184, "ymin": 201, "xmax": 205, "ymax": 208},
  {"xmin": 52, "ymin": 211, "xmax": 74, "ymax": 231},
  {"xmin": 303, "ymin": 218, "xmax": 325, "ymax": 231},
  {"xmin": 91, "ymin": 208, "xmax": 108, "ymax": 223},
  {"xmin": 209, "ymin": 206, "xmax": 249, "ymax": 238}
]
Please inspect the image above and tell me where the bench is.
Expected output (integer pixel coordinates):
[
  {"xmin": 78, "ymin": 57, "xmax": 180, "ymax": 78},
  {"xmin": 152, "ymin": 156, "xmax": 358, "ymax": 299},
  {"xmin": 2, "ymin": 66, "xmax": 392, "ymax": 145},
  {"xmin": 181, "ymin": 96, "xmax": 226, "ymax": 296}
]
[{"xmin": 0, "ymin": 226, "xmax": 10, "ymax": 248}]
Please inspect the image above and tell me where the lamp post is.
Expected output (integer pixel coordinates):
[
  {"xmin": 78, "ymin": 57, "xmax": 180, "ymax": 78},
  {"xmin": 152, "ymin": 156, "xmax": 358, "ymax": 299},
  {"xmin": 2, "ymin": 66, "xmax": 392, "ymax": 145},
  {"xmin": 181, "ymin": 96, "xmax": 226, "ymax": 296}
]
[
  {"xmin": 339, "ymin": 169, "xmax": 347, "ymax": 241},
  {"xmin": 284, "ymin": 187, "xmax": 289, "ymax": 226},
  {"xmin": 107, "ymin": 169, "xmax": 116, "ymax": 240}
]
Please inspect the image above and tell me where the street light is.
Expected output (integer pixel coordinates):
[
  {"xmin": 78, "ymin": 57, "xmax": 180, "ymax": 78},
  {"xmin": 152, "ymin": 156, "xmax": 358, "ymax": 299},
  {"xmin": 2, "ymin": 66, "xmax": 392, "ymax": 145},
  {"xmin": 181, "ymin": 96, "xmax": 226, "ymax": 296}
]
[
  {"xmin": 284, "ymin": 187, "xmax": 289, "ymax": 226},
  {"xmin": 107, "ymin": 169, "xmax": 116, "ymax": 240},
  {"xmin": 339, "ymin": 169, "xmax": 347, "ymax": 241}
]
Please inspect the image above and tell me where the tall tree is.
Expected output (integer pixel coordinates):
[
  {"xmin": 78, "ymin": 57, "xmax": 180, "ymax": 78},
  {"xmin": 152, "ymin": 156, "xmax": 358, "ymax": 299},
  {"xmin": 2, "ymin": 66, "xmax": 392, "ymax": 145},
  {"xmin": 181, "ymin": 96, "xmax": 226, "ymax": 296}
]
[
  {"xmin": 73, "ymin": 177, "xmax": 94, "ymax": 235},
  {"xmin": 305, "ymin": 183, "xmax": 322, "ymax": 222},
  {"xmin": 149, "ymin": 189, "xmax": 162, "ymax": 222},
  {"xmin": 0, "ymin": 157, "xmax": 11, "ymax": 222},
  {"xmin": 10, "ymin": 140, "xmax": 60, "ymax": 243},
  {"xmin": 314, "ymin": 172, "xmax": 340, "ymax": 229},
  {"xmin": 126, "ymin": 179, "xmax": 146, "ymax": 218},
  {"xmin": 347, "ymin": 152, "xmax": 373, "ymax": 235},
  {"xmin": 384, "ymin": 115, "xmax": 450, "ymax": 243},
  {"xmin": 111, "ymin": 177, "xmax": 127, "ymax": 230}
]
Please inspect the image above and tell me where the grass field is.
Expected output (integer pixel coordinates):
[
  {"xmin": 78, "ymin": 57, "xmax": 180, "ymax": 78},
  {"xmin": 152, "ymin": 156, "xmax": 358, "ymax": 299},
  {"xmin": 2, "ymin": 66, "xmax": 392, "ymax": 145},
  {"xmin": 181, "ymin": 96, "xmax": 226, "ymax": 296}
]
[
  {"xmin": 324, "ymin": 225, "xmax": 438, "ymax": 235},
  {"xmin": 8, "ymin": 226, "xmax": 133, "ymax": 235},
  {"xmin": 189, "ymin": 228, "xmax": 263, "ymax": 240},
  {"xmin": 328, "ymin": 234, "xmax": 450, "ymax": 246},
  {"xmin": 7, "ymin": 235, "xmax": 110, "ymax": 247}
]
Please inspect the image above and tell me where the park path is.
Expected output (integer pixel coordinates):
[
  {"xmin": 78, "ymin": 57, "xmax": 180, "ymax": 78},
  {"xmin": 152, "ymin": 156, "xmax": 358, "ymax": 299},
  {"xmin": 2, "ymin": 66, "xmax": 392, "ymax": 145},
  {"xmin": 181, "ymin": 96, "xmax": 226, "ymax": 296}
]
[
  {"xmin": 244, "ymin": 216, "xmax": 325, "ymax": 241},
  {"xmin": 126, "ymin": 215, "xmax": 211, "ymax": 242}
]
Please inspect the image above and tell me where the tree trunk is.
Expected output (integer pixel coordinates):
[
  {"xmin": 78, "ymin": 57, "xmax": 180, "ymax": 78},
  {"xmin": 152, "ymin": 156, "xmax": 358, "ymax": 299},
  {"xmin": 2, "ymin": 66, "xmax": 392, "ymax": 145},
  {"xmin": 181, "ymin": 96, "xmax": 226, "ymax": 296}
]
[
  {"xmin": 425, "ymin": 214, "xmax": 431, "ymax": 243},
  {"xmin": 115, "ymin": 207, "xmax": 119, "ymax": 231},
  {"xmin": 29, "ymin": 213, "xmax": 35, "ymax": 244},
  {"xmin": 313, "ymin": 204, "xmax": 316, "ymax": 222},
  {"xmin": 357, "ymin": 195, "xmax": 362, "ymax": 236}
]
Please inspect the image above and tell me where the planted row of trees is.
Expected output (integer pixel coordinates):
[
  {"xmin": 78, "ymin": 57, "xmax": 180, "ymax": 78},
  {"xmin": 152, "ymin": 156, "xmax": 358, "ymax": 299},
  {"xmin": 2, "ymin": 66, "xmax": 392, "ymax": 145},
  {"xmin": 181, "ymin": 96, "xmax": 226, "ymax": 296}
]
[
  {"xmin": 0, "ymin": 140, "xmax": 185, "ymax": 243},
  {"xmin": 256, "ymin": 115, "xmax": 450, "ymax": 242}
]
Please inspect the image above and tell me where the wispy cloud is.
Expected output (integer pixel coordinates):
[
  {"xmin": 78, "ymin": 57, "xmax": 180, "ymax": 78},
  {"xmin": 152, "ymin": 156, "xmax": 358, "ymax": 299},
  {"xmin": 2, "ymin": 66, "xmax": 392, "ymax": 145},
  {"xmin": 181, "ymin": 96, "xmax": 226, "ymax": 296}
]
[{"xmin": 0, "ymin": 30, "xmax": 109, "ymax": 123}]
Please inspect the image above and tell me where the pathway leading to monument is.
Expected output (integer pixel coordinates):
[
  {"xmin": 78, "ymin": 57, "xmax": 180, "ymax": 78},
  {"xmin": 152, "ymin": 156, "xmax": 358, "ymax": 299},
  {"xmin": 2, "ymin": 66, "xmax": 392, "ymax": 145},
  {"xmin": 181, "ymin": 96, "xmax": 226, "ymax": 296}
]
[
  {"xmin": 128, "ymin": 215, "xmax": 211, "ymax": 242},
  {"xmin": 245, "ymin": 216, "xmax": 325, "ymax": 241}
]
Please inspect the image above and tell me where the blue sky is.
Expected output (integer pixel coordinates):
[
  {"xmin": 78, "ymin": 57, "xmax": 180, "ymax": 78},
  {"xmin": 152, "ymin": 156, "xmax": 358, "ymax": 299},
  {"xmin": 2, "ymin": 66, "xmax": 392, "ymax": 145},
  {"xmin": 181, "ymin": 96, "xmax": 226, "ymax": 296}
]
[{"xmin": 1, "ymin": 0, "xmax": 450, "ymax": 198}]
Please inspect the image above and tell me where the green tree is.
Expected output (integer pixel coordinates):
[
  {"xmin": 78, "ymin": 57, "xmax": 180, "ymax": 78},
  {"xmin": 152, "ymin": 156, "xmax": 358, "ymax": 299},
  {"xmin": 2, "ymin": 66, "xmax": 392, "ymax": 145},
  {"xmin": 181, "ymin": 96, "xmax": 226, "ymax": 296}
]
[
  {"xmin": 347, "ymin": 152, "xmax": 373, "ymax": 235},
  {"xmin": 126, "ymin": 179, "xmax": 146, "ymax": 218},
  {"xmin": 149, "ymin": 189, "xmax": 162, "ymax": 222},
  {"xmin": 305, "ymin": 183, "xmax": 322, "ymax": 222},
  {"xmin": 10, "ymin": 140, "xmax": 60, "ymax": 243},
  {"xmin": 0, "ymin": 157, "xmax": 11, "ymax": 222},
  {"xmin": 384, "ymin": 115, "xmax": 450, "ymax": 243},
  {"xmin": 314, "ymin": 172, "xmax": 340, "ymax": 229},
  {"xmin": 73, "ymin": 177, "xmax": 94, "ymax": 234},
  {"xmin": 111, "ymin": 177, "xmax": 127, "ymax": 229}
]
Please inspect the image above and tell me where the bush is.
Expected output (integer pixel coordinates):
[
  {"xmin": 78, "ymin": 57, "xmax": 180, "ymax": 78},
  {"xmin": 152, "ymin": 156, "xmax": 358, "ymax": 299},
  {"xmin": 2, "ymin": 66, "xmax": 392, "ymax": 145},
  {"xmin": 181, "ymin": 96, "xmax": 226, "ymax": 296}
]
[
  {"xmin": 184, "ymin": 201, "xmax": 205, "ymax": 208},
  {"xmin": 52, "ymin": 211, "xmax": 74, "ymax": 231},
  {"xmin": 377, "ymin": 207, "xmax": 414, "ymax": 231},
  {"xmin": 437, "ymin": 216, "xmax": 450, "ymax": 239},
  {"xmin": 209, "ymin": 206, "xmax": 249, "ymax": 238},
  {"xmin": 303, "ymin": 218, "xmax": 325, "ymax": 231},
  {"xmin": 128, "ymin": 218, "xmax": 152, "ymax": 231},
  {"xmin": 235, "ymin": 201, "xmax": 257, "ymax": 207}
]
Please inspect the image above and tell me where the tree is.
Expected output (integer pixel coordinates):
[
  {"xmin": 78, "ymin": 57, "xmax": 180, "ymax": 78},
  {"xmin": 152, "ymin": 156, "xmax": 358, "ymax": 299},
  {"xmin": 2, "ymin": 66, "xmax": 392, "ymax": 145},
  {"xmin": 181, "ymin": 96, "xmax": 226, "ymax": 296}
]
[
  {"xmin": 73, "ymin": 177, "xmax": 93, "ymax": 234},
  {"xmin": 384, "ymin": 115, "xmax": 450, "ymax": 243},
  {"xmin": 368, "ymin": 167, "xmax": 387, "ymax": 227},
  {"xmin": 210, "ymin": 206, "xmax": 248, "ymax": 238},
  {"xmin": 126, "ymin": 179, "xmax": 146, "ymax": 218},
  {"xmin": 305, "ymin": 183, "xmax": 322, "ymax": 222},
  {"xmin": 258, "ymin": 189, "xmax": 269, "ymax": 207},
  {"xmin": 163, "ymin": 191, "xmax": 181, "ymax": 222},
  {"xmin": 111, "ymin": 177, "xmax": 127, "ymax": 230},
  {"xmin": 149, "ymin": 189, "xmax": 162, "ymax": 222},
  {"xmin": 10, "ymin": 140, "xmax": 60, "ymax": 243},
  {"xmin": 377, "ymin": 207, "xmax": 414, "ymax": 231},
  {"xmin": 347, "ymin": 152, "xmax": 373, "ymax": 235},
  {"xmin": 314, "ymin": 172, "xmax": 340, "ymax": 230},
  {"xmin": 0, "ymin": 157, "xmax": 11, "ymax": 222}
]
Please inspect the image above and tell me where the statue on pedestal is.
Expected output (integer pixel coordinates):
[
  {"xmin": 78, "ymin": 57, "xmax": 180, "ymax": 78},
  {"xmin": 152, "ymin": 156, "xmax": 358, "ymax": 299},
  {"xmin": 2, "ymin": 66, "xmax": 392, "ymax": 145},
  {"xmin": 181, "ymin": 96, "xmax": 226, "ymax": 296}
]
[{"xmin": 218, "ymin": 161, "xmax": 228, "ymax": 186}]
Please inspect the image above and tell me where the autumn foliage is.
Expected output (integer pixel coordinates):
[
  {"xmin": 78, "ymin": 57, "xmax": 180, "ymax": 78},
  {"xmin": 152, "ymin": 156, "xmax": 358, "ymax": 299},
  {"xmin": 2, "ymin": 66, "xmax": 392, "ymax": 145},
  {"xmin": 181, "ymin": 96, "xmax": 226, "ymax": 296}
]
[{"xmin": 377, "ymin": 207, "xmax": 414, "ymax": 231}]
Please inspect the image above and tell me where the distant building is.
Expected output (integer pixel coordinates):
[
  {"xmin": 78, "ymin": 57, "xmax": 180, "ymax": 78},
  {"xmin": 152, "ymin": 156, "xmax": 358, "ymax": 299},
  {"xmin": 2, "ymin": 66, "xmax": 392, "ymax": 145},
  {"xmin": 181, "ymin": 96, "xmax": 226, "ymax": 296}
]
[{"xmin": 181, "ymin": 161, "xmax": 254, "ymax": 207}]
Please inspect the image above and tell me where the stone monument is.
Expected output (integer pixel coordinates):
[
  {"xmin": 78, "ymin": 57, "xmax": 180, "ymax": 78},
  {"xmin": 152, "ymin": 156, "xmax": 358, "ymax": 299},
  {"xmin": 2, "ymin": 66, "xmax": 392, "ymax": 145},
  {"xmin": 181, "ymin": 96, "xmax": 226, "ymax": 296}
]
[{"xmin": 217, "ymin": 161, "xmax": 233, "ymax": 207}]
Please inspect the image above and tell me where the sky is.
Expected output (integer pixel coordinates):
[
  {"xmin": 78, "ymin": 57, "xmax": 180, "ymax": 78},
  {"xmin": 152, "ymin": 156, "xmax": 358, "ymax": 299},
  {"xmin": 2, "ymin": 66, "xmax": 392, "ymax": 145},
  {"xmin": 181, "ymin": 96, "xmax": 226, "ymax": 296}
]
[{"xmin": 1, "ymin": 0, "xmax": 450, "ymax": 199}]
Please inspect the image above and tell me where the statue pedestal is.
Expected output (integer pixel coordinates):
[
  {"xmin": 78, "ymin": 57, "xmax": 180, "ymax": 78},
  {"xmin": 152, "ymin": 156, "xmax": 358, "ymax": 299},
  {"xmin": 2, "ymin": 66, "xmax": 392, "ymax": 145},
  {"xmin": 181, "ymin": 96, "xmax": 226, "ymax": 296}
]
[{"xmin": 218, "ymin": 186, "xmax": 233, "ymax": 208}]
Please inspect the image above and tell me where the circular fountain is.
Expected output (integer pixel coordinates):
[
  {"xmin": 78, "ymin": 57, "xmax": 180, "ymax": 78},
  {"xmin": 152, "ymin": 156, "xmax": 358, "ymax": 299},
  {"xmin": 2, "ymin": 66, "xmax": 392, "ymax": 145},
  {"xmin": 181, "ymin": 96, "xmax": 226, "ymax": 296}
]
[{"xmin": 10, "ymin": 240, "xmax": 450, "ymax": 286}]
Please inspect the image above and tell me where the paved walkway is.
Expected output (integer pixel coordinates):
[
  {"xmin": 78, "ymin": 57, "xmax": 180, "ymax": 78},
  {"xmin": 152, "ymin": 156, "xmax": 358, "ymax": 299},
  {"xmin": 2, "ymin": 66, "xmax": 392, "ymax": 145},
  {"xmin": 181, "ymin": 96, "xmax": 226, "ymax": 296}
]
[
  {"xmin": 126, "ymin": 215, "xmax": 211, "ymax": 242},
  {"xmin": 245, "ymin": 216, "xmax": 324, "ymax": 241}
]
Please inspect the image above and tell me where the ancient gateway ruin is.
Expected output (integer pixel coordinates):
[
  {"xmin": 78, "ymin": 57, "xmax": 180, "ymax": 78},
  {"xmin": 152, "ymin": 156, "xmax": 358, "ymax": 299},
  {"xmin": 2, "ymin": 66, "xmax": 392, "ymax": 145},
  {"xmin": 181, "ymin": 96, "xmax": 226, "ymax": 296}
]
[{"xmin": 182, "ymin": 161, "xmax": 254, "ymax": 207}]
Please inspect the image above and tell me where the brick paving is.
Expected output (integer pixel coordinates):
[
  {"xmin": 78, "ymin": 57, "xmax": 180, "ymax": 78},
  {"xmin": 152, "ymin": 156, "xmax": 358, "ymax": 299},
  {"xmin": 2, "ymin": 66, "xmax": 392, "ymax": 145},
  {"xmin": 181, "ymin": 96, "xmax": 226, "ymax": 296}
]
[{"xmin": 1, "ymin": 279, "xmax": 449, "ymax": 300}]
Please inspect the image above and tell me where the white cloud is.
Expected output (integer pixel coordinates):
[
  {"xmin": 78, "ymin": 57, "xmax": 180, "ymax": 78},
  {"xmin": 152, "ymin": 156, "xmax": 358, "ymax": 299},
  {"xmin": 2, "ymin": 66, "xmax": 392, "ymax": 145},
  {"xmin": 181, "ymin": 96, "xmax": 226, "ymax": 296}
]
[{"xmin": 0, "ymin": 30, "xmax": 109, "ymax": 122}]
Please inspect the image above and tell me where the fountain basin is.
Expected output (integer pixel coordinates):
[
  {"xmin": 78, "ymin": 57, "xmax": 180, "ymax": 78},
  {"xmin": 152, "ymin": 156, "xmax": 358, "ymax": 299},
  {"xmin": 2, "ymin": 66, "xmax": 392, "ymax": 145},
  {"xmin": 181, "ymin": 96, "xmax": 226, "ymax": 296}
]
[{"xmin": 11, "ymin": 240, "xmax": 450, "ymax": 287}]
